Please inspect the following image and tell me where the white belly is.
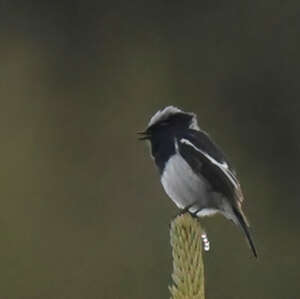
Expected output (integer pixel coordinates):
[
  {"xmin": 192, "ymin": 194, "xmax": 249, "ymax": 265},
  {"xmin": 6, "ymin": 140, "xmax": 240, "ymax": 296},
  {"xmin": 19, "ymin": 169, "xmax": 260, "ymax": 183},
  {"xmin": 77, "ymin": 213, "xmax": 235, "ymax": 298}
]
[{"xmin": 161, "ymin": 153, "xmax": 209, "ymax": 211}]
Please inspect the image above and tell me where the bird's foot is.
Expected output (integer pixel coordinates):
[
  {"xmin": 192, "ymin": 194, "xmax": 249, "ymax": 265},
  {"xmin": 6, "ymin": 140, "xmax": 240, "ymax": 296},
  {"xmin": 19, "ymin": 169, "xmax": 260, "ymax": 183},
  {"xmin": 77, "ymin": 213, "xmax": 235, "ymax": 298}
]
[
  {"xmin": 179, "ymin": 204, "xmax": 195, "ymax": 215},
  {"xmin": 170, "ymin": 204, "xmax": 198, "ymax": 226}
]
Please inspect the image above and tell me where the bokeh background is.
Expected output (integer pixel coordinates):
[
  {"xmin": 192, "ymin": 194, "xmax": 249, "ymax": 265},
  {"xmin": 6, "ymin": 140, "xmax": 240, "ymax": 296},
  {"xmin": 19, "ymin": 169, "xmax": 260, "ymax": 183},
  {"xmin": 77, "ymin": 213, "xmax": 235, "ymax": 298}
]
[{"xmin": 1, "ymin": 1, "xmax": 300, "ymax": 298}]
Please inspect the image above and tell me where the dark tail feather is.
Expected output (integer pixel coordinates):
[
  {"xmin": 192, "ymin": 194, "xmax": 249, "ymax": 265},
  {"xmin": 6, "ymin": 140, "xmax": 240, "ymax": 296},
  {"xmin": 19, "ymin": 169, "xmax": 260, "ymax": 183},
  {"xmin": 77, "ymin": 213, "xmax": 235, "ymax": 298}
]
[{"xmin": 232, "ymin": 207, "xmax": 258, "ymax": 258}]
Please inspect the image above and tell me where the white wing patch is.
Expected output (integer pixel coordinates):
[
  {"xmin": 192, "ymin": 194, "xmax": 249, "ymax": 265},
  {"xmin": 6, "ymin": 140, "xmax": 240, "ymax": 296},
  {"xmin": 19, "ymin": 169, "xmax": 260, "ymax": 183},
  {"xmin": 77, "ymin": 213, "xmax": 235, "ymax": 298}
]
[{"xmin": 179, "ymin": 138, "xmax": 239, "ymax": 189}]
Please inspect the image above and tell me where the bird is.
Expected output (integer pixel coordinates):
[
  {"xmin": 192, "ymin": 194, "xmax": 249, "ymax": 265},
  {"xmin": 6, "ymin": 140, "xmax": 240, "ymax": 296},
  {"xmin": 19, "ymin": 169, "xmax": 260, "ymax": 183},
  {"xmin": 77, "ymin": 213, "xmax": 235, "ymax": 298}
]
[{"xmin": 138, "ymin": 106, "xmax": 257, "ymax": 258}]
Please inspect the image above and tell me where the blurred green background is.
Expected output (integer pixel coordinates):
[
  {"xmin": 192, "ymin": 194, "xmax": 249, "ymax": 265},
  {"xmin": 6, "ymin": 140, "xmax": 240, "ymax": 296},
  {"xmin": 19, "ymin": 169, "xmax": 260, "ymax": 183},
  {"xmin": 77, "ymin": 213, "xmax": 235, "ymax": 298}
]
[{"xmin": 1, "ymin": 1, "xmax": 300, "ymax": 298}]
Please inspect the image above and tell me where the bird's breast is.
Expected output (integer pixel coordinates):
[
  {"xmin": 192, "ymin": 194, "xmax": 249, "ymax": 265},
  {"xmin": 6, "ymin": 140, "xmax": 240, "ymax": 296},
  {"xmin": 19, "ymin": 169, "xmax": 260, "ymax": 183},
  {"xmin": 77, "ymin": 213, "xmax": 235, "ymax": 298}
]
[{"xmin": 160, "ymin": 153, "xmax": 208, "ymax": 210}]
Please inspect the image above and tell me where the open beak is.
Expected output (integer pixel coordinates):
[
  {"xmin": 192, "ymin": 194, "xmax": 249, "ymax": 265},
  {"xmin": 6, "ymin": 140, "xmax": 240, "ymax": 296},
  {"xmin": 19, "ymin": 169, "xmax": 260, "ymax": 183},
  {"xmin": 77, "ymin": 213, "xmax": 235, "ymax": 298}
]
[{"xmin": 137, "ymin": 131, "xmax": 150, "ymax": 141}]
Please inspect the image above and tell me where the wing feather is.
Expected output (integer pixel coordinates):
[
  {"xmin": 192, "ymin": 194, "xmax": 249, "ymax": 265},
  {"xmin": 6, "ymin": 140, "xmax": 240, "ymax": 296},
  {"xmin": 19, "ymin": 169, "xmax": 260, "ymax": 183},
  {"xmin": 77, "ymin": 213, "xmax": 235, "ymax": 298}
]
[{"xmin": 178, "ymin": 134, "xmax": 244, "ymax": 204}]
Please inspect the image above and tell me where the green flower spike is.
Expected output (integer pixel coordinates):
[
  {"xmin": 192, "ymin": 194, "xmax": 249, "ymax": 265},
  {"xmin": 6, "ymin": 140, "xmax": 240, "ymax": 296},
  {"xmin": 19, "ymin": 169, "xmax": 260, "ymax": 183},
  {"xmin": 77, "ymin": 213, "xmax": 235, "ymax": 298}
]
[{"xmin": 169, "ymin": 213, "xmax": 205, "ymax": 299}]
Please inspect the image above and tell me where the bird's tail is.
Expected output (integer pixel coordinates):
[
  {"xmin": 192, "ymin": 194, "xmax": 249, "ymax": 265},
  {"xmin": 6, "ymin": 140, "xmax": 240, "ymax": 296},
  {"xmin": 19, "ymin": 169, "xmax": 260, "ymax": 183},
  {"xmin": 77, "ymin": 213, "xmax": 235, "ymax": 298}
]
[{"xmin": 232, "ymin": 206, "xmax": 258, "ymax": 258}]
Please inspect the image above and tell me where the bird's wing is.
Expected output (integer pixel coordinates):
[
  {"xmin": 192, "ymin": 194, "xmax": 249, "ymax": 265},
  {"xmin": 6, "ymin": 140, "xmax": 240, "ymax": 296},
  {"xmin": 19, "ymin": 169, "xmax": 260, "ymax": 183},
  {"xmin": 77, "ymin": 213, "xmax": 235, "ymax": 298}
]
[
  {"xmin": 177, "ymin": 131, "xmax": 244, "ymax": 204},
  {"xmin": 177, "ymin": 132, "xmax": 258, "ymax": 257}
]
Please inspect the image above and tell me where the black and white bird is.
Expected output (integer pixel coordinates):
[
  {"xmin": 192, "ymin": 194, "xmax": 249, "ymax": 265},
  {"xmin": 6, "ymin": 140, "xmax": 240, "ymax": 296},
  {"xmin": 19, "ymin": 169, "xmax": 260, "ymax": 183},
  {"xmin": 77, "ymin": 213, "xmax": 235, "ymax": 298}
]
[{"xmin": 139, "ymin": 106, "xmax": 257, "ymax": 258}]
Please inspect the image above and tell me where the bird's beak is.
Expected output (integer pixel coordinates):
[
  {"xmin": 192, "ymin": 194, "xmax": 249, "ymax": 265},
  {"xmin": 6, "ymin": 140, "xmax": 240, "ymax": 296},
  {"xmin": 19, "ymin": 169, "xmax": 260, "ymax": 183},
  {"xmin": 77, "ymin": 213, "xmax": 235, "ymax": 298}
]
[{"xmin": 137, "ymin": 131, "xmax": 150, "ymax": 141}]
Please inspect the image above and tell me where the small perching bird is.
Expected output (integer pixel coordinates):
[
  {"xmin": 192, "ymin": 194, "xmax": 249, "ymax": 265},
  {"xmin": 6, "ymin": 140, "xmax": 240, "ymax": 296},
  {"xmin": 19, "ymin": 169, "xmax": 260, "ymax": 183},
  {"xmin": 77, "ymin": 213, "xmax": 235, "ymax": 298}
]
[{"xmin": 139, "ymin": 106, "xmax": 257, "ymax": 258}]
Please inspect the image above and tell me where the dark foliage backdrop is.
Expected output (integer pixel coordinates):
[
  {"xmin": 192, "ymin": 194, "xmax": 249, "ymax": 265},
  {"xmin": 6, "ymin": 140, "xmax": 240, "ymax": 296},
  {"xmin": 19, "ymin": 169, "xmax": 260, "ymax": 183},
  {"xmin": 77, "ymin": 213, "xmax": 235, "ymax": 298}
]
[{"xmin": 1, "ymin": 1, "xmax": 299, "ymax": 298}]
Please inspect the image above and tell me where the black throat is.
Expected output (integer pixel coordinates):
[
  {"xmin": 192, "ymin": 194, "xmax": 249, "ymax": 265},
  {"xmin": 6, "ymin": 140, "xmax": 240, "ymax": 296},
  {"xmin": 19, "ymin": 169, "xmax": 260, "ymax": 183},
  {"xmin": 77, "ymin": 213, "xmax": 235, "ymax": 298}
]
[{"xmin": 150, "ymin": 130, "xmax": 176, "ymax": 174}]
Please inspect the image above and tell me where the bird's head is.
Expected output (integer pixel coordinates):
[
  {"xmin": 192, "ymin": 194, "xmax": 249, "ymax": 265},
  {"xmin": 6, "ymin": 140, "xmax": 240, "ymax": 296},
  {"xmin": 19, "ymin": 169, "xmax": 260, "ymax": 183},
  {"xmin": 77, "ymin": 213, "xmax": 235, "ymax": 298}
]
[{"xmin": 138, "ymin": 106, "xmax": 199, "ymax": 141}]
